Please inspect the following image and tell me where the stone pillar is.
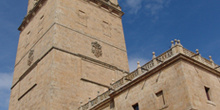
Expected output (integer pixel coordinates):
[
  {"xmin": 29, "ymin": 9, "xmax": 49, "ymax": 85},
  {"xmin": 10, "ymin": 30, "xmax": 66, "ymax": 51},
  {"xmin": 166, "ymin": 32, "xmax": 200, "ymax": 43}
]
[
  {"xmin": 152, "ymin": 52, "xmax": 157, "ymax": 66},
  {"xmin": 209, "ymin": 56, "xmax": 215, "ymax": 67},
  {"xmin": 79, "ymin": 102, "xmax": 83, "ymax": 110},
  {"xmin": 137, "ymin": 61, "xmax": 142, "ymax": 75},
  {"xmin": 171, "ymin": 40, "xmax": 177, "ymax": 55},
  {"xmin": 97, "ymin": 91, "xmax": 101, "ymax": 102},
  {"xmin": 177, "ymin": 40, "xmax": 184, "ymax": 54},
  {"xmin": 110, "ymin": 0, "xmax": 119, "ymax": 5},
  {"xmin": 196, "ymin": 49, "xmax": 202, "ymax": 61},
  {"xmin": 88, "ymin": 98, "xmax": 92, "ymax": 109}
]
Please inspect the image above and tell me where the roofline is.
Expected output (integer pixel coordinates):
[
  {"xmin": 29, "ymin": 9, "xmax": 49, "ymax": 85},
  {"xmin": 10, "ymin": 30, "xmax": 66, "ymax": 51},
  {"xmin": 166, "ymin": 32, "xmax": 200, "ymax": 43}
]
[
  {"xmin": 88, "ymin": 53, "xmax": 220, "ymax": 110},
  {"xmin": 110, "ymin": 53, "xmax": 220, "ymax": 97},
  {"xmin": 80, "ymin": 41, "xmax": 220, "ymax": 110}
]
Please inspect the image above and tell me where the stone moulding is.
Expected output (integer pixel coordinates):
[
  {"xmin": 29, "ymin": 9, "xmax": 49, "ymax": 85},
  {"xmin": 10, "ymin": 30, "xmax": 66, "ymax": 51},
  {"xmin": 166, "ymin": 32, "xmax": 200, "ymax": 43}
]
[
  {"xmin": 18, "ymin": 84, "xmax": 37, "ymax": 101},
  {"xmin": 18, "ymin": 0, "xmax": 47, "ymax": 31},
  {"xmin": 83, "ymin": 0, "xmax": 124, "ymax": 17},
  {"xmin": 18, "ymin": 0, "xmax": 124, "ymax": 32},
  {"xmin": 11, "ymin": 59, "xmax": 39, "ymax": 90},
  {"xmin": 11, "ymin": 46, "xmax": 128, "ymax": 90}
]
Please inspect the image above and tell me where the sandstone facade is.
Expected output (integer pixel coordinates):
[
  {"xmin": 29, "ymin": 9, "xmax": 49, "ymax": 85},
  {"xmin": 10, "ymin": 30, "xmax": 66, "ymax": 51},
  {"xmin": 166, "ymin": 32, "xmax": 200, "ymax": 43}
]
[
  {"xmin": 80, "ymin": 42, "xmax": 220, "ymax": 110},
  {"xmin": 10, "ymin": 0, "xmax": 128, "ymax": 109},
  {"xmin": 9, "ymin": 0, "xmax": 220, "ymax": 110}
]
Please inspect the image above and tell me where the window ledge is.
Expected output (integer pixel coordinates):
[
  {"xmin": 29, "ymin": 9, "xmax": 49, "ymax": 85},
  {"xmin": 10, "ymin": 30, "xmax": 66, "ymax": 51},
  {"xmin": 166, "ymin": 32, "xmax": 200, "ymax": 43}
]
[
  {"xmin": 207, "ymin": 100, "xmax": 216, "ymax": 106},
  {"xmin": 189, "ymin": 107, "xmax": 198, "ymax": 110},
  {"xmin": 159, "ymin": 105, "xmax": 169, "ymax": 110}
]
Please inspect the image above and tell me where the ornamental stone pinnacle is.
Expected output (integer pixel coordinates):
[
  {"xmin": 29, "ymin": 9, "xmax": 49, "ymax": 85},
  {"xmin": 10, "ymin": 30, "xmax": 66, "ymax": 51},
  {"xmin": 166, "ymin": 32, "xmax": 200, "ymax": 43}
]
[{"xmin": 171, "ymin": 40, "xmax": 174, "ymax": 48}]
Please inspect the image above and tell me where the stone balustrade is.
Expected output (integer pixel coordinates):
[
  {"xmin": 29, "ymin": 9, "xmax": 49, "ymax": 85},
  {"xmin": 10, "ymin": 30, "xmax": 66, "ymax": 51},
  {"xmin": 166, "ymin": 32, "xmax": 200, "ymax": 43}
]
[
  {"xmin": 79, "ymin": 39, "xmax": 220, "ymax": 110},
  {"xmin": 142, "ymin": 60, "xmax": 154, "ymax": 71},
  {"xmin": 156, "ymin": 49, "xmax": 173, "ymax": 63},
  {"xmin": 202, "ymin": 57, "xmax": 213, "ymax": 66},
  {"xmin": 183, "ymin": 47, "xmax": 196, "ymax": 57},
  {"xmin": 111, "ymin": 77, "xmax": 125, "ymax": 89},
  {"xmin": 124, "ymin": 70, "xmax": 138, "ymax": 81},
  {"xmin": 79, "ymin": 90, "xmax": 110, "ymax": 110}
]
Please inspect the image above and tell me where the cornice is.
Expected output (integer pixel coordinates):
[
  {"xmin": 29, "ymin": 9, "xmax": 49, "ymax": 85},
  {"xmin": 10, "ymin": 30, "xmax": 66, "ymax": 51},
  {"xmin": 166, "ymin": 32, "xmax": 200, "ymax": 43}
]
[
  {"xmin": 83, "ymin": 0, "xmax": 124, "ymax": 17},
  {"xmin": 18, "ymin": 0, "xmax": 123, "ymax": 32},
  {"xmin": 110, "ymin": 53, "xmax": 220, "ymax": 97},
  {"xmin": 18, "ymin": 0, "xmax": 47, "ymax": 31}
]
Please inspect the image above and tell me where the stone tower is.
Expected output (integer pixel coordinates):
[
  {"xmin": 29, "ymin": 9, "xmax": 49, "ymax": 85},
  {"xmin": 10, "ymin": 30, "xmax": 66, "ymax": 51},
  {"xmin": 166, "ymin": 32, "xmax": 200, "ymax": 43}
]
[{"xmin": 9, "ymin": 0, "xmax": 129, "ymax": 109}]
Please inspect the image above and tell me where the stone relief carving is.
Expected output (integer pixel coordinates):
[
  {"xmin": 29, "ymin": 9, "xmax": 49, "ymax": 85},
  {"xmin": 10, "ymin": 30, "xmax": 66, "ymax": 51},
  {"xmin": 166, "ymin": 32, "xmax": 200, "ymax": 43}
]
[
  {"xmin": 91, "ymin": 42, "xmax": 102, "ymax": 58},
  {"xmin": 34, "ymin": 0, "xmax": 40, "ymax": 5},
  {"xmin": 27, "ymin": 50, "xmax": 34, "ymax": 66}
]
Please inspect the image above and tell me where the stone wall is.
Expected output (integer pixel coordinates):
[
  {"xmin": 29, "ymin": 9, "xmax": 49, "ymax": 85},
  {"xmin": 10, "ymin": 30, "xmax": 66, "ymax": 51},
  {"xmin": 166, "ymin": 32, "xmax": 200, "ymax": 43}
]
[
  {"xmin": 10, "ymin": 0, "xmax": 128, "ymax": 109},
  {"xmin": 93, "ymin": 59, "xmax": 220, "ymax": 110}
]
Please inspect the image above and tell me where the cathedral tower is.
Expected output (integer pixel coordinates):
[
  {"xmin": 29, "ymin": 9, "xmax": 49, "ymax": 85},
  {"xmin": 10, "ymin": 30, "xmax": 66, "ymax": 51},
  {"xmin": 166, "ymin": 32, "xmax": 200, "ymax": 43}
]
[{"xmin": 9, "ymin": 0, "xmax": 129, "ymax": 109}]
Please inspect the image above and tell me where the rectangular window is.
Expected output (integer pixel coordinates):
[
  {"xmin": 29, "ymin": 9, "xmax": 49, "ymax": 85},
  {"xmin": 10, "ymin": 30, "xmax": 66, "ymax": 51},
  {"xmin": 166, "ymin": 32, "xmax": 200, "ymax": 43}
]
[
  {"xmin": 78, "ymin": 10, "xmax": 87, "ymax": 26},
  {"xmin": 40, "ymin": 15, "xmax": 44, "ymax": 20},
  {"xmin": 156, "ymin": 91, "xmax": 165, "ymax": 108},
  {"xmin": 132, "ymin": 103, "xmax": 139, "ymax": 110},
  {"xmin": 25, "ymin": 31, "xmax": 31, "ymax": 48},
  {"xmin": 38, "ymin": 14, "xmax": 45, "ymax": 26},
  {"xmin": 205, "ymin": 87, "xmax": 211, "ymax": 101},
  {"xmin": 102, "ymin": 21, "xmax": 111, "ymax": 37},
  {"xmin": 27, "ymin": 31, "xmax": 31, "ymax": 35}
]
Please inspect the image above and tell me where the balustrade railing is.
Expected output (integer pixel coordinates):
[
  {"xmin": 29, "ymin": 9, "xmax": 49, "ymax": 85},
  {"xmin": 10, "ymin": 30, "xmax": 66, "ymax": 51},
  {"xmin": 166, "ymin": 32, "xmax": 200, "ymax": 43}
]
[
  {"xmin": 201, "ymin": 57, "xmax": 213, "ymax": 66},
  {"xmin": 79, "ymin": 90, "xmax": 110, "ymax": 110},
  {"xmin": 79, "ymin": 43, "xmax": 220, "ymax": 110},
  {"xmin": 90, "ymin": 97, "xmax": 98, "ymax": 106},
  {"xmin": 99, "ymin": 90, "xmax": 110, "ymax": 101},
  {"xmin": 81, "ymin": 102, "xmax": 89, "ymax": 110},
  {"xmin": 112, "ymin": 78, "xmax": 124, "ymax": 89},
  {"xmin": 182, "ymin": 48, "xmax": 215, "ymax": 67},
  {"xmin": 125, "ymin": 70, "xmax": 138, "ymax": 81},
  {"xmin": 142, "ymin": 60, "xmax": 154, "ymax": 70},
  {"xmin": 183, "ymin": 48, "xmax": 196, "ymax": 57},
  {"xmin": 156, "ymin": 49, "xmax": 173, "ymax": 63}
]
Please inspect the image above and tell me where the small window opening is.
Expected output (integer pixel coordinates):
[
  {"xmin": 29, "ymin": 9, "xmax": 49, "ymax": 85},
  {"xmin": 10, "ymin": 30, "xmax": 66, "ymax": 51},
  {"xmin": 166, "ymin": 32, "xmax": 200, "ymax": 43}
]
[
  {"xmin": 78, "ymin": 10, "xmax": 87, "ymax": 26},
  {"xmin": 40, "ymin": 15, "xmax": 44, "ymax": 20},
  {"xmin": 103, "ymin": 21, "xmax": 109, "ymax": 25},
  {"xmin": 27, "ymin": 31, "xmax": 31, "ymax": 35},
  {"xmin": 156, "ymin": 91, "xmax": 165, "ymax": 106},
  {"xmin": 38, "ymin": 28, "xmax": 43, "ymax": 34},
  {"xmin": 79, "ymin": 10, "xmax": 85, "ymax": 14},
  {"xmin": 102, "ymin": 21, "xmax": 111, "ymax": 37},
  {"xmin": 132, "ymin": 103, "xmax": 139, "ymax": 110},
  {"xmin": 205, "ymin": 87, "xmax": 211, "ymax": 101}
]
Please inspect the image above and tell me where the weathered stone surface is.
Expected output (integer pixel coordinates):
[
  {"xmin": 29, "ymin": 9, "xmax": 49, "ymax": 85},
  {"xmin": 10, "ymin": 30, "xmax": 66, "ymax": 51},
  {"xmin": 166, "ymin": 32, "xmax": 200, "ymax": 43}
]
[
  {"xmin": 9, "ymin": 0, "xmax": 220, "ymax": 110},
  {"xmin": 10, "ymin": 0, "xmax": 128, "ymax": 109},
  {"xmin": 91, "ymin": 57, "xmax": 220, "ymax": 110}
]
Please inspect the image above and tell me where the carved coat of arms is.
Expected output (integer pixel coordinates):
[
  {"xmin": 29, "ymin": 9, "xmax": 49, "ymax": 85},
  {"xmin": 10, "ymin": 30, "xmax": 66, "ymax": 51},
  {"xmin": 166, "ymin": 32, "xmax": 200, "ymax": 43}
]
[
  {"xmin": 27, "ymin": 50, "xmax": 34, "ymax": 66},
  {"xmin": 91, "ymin": 42, "xmax": 102, "ymax": 58}
]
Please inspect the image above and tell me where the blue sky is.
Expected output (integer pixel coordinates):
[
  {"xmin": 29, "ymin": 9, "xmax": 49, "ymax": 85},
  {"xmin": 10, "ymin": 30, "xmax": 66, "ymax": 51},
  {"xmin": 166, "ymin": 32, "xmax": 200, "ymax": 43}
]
[{"xmin": 0, "ymin": 0, "xmax": 220, "ymax": 109}]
